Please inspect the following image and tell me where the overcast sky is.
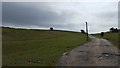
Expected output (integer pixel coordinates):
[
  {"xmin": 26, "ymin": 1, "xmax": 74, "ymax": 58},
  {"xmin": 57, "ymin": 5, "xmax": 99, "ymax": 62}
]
[{"xmin": 2, "ymin": 2, "xmax": 118, "ymax": 34}]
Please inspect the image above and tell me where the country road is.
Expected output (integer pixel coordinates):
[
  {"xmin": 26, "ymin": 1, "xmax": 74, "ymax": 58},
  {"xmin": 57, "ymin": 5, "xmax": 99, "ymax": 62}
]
[{"xmin": 57, "ymin": 35, "xmax": 119, "ymax": 66}]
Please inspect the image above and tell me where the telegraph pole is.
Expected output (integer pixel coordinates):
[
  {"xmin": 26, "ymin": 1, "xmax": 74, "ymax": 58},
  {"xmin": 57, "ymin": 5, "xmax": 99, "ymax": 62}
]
[{"xmin": 86, "ymin": 22, "xmax": 88, "ymax": 41}]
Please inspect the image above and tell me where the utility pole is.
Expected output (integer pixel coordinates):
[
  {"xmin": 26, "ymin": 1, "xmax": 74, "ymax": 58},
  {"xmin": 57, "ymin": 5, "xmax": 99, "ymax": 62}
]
[{"xmin": 86, "ymin": 22, "xmax": 88, "ymax": 41}]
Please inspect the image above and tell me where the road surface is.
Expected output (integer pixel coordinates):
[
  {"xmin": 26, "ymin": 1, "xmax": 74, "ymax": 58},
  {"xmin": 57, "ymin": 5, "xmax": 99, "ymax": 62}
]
[{"xmin": 57, "ymin": 35, "xmax": 119, "ymax": 66}]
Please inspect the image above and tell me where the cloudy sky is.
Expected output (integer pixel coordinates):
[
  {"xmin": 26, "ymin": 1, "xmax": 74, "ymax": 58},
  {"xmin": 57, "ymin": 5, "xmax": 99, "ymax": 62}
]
[{"xmin": 2, "ymin": 2, "xmax": 118, "ymax": 34}]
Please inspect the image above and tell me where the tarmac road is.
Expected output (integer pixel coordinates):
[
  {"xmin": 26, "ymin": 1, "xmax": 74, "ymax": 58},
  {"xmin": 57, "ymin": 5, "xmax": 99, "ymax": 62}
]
[{"xmin": 57, "ymin": 35, "xmax": 119, "ymax": 66}]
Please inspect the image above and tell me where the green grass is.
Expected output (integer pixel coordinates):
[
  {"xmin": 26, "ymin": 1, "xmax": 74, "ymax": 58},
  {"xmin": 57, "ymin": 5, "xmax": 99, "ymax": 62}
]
[
  {"xmin": 2, "ymin": 27, "xmax": 89, "ymax": 66},
  {"xmin": 92, "ymin": 32, "xmax": 119, "ymax": 49}
]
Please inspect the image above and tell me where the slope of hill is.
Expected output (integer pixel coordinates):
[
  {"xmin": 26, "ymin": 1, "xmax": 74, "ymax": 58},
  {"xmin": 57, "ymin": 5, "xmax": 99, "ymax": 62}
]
[
  {"xmin": 2, "ymin": 27, "xmax": 88, "ymax": 66},
  {"xmin": 93, "ymin": 32, "xmax": 119, "ymax": 49}
]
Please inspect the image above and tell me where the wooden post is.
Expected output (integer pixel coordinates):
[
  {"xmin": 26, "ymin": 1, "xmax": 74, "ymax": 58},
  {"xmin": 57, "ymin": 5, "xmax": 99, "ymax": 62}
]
[{"xmin": 86, "ymin": 22, "xmax": 88, "ymax": 41}]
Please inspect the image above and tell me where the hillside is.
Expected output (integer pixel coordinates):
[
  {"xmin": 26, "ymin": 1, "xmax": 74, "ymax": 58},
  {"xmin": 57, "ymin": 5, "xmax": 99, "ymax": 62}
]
[
  {"xmin": 2, "ymin": 27, "xmax": 88, "ymax": 66},
  {"xmin": 93, "ymin": 32, "xmax": 119, "ymax": 49}
]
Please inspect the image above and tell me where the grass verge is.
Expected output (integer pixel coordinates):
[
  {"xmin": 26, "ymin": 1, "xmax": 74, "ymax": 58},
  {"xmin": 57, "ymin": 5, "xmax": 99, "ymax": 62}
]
[{"xmin": 92, "ymin": 32, "xmax": 119, "ymax": 49}]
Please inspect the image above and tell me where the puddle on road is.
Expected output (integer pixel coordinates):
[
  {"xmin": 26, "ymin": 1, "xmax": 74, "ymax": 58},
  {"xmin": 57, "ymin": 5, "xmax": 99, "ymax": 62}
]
[
  {"xmin": 98, "ymin": 52, "xmax": 120, "ymax": 60},
  {"xmin": 102, "ymin": 53, "xmax": 120, "ymax": 57}
]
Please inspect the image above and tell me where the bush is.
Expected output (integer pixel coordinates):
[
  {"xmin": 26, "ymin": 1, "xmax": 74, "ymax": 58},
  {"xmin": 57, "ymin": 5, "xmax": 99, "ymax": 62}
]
[
  {"xmin": 80, "ymin": 29, "xmax": 85, "ymax": 33},
  {"xmin": 109, "ymin": 27, "xmax": 118, "ymax": 33},
  {"xmin": 50, "ymin": 27, "xmax": 53, "ymax": 31}
]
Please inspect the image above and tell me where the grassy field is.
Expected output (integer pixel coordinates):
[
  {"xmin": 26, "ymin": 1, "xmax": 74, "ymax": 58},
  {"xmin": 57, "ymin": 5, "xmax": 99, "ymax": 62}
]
[
  {"xmin": 92, "ymin": 32, "xmax": 119, "ymax": 49},
  {"xmin": 2, "ymin": 27, "xmax": 89, "ymax": 66}
]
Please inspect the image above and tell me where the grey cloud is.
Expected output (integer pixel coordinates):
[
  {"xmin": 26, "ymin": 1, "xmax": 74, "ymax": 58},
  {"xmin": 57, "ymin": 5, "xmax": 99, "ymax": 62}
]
[
  {"xmin": 95, "ymin": 11, "xmax": 117, "ymax": 21},
  {"xmin": 2, "ymin": 2, "xmax": 118, "ymax": 33},
  {"xmin": 2, "ymin": 2, "xmax": 76, "ymax": 29}
]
